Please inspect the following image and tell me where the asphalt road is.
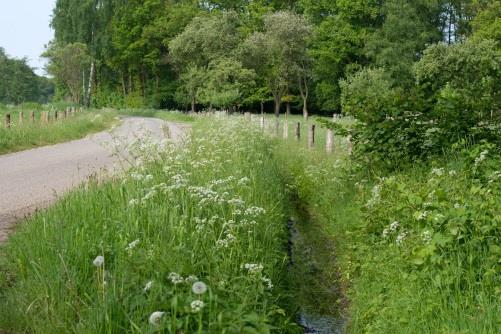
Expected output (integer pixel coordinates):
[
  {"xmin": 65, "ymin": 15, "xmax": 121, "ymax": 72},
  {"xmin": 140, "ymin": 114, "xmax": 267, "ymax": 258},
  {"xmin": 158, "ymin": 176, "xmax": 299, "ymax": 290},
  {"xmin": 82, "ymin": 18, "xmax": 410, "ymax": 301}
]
[{"xmin": 0, "ymin": 117, "xmax": 188, "ymax": 243}]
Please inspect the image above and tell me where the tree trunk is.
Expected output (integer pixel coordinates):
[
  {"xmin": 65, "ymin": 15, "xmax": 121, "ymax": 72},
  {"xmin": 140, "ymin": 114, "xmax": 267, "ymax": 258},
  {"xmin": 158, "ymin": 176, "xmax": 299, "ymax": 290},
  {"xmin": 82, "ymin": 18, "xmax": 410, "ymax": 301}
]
[
  {"xmin": 274, "ymin": 95, "xmax": 281, "ymax": 118},
  {"xmin": 85, "ymin": 61, "xmax": 95, "ymax": 107},
  {"xmin": 260, "ymin": 101, "xmax": 264, "ymax": 115},
  {"xmin": 191, "ymin": 96, "xmax": 196, "ymax": 113}
]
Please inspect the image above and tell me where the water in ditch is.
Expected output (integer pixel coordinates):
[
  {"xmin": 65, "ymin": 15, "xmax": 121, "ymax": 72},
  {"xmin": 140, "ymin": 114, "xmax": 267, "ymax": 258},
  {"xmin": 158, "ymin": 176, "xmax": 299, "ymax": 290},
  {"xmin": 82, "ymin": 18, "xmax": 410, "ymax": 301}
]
[{"xmin": 288, "ymin": 218, "xmax": 347, "ymax": 334}]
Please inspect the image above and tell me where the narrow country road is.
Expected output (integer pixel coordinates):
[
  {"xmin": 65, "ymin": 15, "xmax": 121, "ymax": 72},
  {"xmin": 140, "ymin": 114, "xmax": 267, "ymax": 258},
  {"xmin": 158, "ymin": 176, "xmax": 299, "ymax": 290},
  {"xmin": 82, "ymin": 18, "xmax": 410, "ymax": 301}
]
[{"xmin": 0, "ymin": 117, "xmax": 189, "ymax": 243}]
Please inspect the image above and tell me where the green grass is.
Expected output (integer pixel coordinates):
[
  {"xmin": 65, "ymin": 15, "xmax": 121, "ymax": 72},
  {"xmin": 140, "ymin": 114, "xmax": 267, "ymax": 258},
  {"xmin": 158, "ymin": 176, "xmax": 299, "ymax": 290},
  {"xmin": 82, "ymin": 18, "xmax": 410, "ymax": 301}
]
[
  {"xmin": 118, "ymin": 109, "xmax": 197, "ymax": 123},
  {"xmin": 274, "ymin": 138, "xmax": 501, "ymax": 333},
  {"xmin": 1, "ymin": 111, "xmax": 498, "ymax": 333},
  {"xmin": 0, "ymin": 107, "xmax": 117, "ymax": 155},
  {"xmin": 0, "ymin": 117, "xmax": 301, "ymax": 333}
]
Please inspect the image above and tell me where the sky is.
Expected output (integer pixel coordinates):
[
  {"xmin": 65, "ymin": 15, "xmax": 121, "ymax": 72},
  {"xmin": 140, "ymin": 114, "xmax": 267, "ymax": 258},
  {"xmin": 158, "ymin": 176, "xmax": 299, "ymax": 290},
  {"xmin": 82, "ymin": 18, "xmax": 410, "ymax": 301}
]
[{"xmin": 0, "ymin": 0, "xmax": 55, "ymax": 76}]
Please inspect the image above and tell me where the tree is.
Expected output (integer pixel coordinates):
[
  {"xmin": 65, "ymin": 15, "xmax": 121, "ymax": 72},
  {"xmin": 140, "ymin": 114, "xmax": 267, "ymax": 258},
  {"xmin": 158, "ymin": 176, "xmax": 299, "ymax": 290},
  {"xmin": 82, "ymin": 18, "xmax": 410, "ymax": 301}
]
[
  {"xmin": 242, "ymin": 11, "xmax": 311, "ymax": 118},
  {"xmin": 199, "ymin": 58, "xmax": 256, "ymax": 111},
  {"xmin": 43, "ymin": 43, "xmax": 91, "ymax": 103},
  {"xmin": 169, "ymin": 11, "xmax": 242, "ymax": 112}
]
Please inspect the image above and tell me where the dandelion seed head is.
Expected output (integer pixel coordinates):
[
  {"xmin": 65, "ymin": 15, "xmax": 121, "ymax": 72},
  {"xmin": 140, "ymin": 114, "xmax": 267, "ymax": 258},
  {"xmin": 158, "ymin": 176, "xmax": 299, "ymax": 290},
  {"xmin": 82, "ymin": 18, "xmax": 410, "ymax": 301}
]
[
  {"xmin": 148, "ymin": 311, "xmax": 165, "ymax": 325},
  {"xmin": 192, "ymin": 281, "xmax": 207, "ymax": 295}
]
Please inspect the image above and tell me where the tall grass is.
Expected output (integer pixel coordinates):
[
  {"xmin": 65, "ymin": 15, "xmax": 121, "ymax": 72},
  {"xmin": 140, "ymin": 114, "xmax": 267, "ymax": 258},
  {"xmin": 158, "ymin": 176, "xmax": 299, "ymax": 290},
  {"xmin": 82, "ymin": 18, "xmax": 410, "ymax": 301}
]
[
  {"xmin": 0, "ymin": 116, "xmax": 300, "ymax": 333},
  {"xmin": 0, "ymin": 108, "xmax": 117, "ymax": 154},
  {"xmin": 274, "ymin": 137, "xmax": 501, "ymax": 333}
]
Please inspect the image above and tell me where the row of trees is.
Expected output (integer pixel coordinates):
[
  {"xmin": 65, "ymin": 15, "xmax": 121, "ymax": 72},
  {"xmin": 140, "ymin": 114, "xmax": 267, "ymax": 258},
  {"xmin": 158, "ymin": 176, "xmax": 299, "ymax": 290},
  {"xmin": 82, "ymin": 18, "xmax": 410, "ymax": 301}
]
[
  {"xmin": 0, "ymin": 48, "xmax": 54, "ymax": 105},
  {"xmin": 45, "ymin": 0, "xmax": 499, "ymax": 117}
]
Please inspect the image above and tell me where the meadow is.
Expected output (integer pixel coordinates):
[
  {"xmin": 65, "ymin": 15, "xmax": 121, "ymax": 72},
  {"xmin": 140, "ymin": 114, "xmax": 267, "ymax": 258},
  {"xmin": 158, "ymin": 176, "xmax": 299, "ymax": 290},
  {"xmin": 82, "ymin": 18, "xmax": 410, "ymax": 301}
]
[
  {"xmin": 0, "ymin": 112, "xmax": 499, "ymax": 333},
  {"xmin": 0, "ymin": 105, "xmax": 117, "ymax": 154}
]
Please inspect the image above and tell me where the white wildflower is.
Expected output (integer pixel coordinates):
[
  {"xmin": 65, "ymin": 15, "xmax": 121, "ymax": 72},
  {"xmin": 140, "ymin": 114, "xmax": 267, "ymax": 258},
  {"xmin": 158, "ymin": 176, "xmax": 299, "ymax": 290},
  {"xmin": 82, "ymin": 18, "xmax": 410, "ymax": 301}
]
[
  {"xmin": 382, "ymin": 228, "xmax": 389, "ymax": 238},
  {"xmin": 396, "ymin": 232, "xmax": 407, "ymax": 245},
  {"xmin": 243, "ymin": 263, "xmax": 264, "ymax": 275},
  {"xmin": 128, "ymin": 199, "xmax": 140, "ymax": 206},
  {"xmin": 143, "ymin": 280, "xmax": 153, "ymax": 292},
  {"xmin": 448, "ymin": 170, "xmax": 457, "ymax": 176},
  {"xmin": 417, "ymin": 211, "xmax": 430, "ymax": 221},
  {"xmin": 192, "ymin": 281, "xmax": 208, "ymax": 295},
  {"xmin": 168, "ymin": 272, "xmax": 184, "ymax": 284},
  {"xmin": 431, "ymin": 168, "xmax": 444, "ymax": 176},
  {"xmin": 474, "ymin": 150, "xmax": 488, "ymax": 166},
  {"xmin": 390, "ymin": 221, "xmax": 399, "ymax": 231},
  {"xmin": 185, "ymin": 275, "xmax": 199, "ymax": 283},
  {"xmin": 93, "ymin": 255, "xmax": 104, "ymax": 267},
  {"xmin": 238, "ymin": 177, "xmax": 250, "ymax": 186},
  {"xmin": 262, "ymin": 277, "xmax": 273, "ymax": 289},
  {"xmin": 125, "ymin": 239, "xmax": 140, "ymax": 251},
  {"xmin": 421, "ymin": 230, "xmax": 432, "ymax": 244},
  {"xmin": 149, "ymin": 311, "xmax": 165, "ymax": 325},
  {"xmin": 191, "ymin": 300, "xmax": 204, "ymax": 312}
]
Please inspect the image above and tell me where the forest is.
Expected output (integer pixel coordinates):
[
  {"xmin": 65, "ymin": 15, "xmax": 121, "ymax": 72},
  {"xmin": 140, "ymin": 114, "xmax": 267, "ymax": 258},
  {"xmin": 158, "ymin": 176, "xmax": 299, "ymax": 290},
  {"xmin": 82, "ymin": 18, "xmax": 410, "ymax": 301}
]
[{"xmin": 0, "ymin": 48, "xmax": 53, "ymax": 105}]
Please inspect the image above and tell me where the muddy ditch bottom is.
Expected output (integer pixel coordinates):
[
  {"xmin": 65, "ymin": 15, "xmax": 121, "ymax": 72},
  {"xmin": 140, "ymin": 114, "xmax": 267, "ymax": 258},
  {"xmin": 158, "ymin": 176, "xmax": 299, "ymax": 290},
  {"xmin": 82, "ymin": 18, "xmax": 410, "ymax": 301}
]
[{"xmin": 288, "ymin": 218, "xmax": 346, "ymax": 334}]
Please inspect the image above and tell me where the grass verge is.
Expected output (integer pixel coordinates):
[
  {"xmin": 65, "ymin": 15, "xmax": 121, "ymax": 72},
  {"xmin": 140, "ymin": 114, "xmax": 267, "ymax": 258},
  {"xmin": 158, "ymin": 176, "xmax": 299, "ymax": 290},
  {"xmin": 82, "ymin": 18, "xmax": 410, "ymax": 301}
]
[
  {"xmin": 0, "ymin": 116, "xmax": 301, "ymax": 333},
  {"xmin": 0, "ymin": 109, "xmax": 117, "ymax": 155}
]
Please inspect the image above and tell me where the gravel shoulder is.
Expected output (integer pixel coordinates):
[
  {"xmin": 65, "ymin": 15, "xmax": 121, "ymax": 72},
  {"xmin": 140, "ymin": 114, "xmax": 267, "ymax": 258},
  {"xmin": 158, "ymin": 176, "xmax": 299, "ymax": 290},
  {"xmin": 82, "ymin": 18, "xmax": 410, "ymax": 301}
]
[{"xmin": 0, "ymin": 117, "xmax": 189, "ymax": 243}]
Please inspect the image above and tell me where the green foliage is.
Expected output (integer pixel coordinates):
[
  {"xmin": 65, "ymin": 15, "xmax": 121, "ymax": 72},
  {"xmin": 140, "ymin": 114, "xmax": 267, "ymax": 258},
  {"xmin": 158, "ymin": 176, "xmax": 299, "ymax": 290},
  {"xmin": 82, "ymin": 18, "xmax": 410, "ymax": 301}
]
[
  {"xmin": 275, "ymin": 139, "xmax": 500, "ymax": 333},
  {"xmin": 43, "ymin": 42, "xmax": 91, "ymax": 103},
  {"xmin": 0, "ymin": 48, "xmax": 53, "ymax": 104}
]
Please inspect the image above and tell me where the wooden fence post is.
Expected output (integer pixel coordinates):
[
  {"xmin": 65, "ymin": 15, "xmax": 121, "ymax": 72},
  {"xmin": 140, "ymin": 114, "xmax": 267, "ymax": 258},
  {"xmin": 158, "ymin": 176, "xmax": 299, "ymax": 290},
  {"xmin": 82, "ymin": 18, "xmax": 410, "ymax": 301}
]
[
  {"xmin": 4, "ymin": 113, "xmax": 11, "ymax": 129},
  {"xmin": 30, "ymin": 111, "xmax": 35, "ymax": 122},
  {"xmin": 260, "ymin": 115, "xmax": 265, "ymax": 130},
  {"xmin": 55, "ymin": 111, "xmax": 59, "ymax": 121},
  {"xmin": 347, "ymin": 134, "xmax": 353, "ymax": 155},
  {"xmin": 308, "ymin": 124, "xmax": 315, "ymax": 149},
  {"xmin": 283, "ymin": 119, "xmax": 289, "ymax": 139},
  {"xmin": 274, "ymin": 118, "xmax": 280, "ymax": 137},
  {"xmin": 18, "ymin": 111, "xmax": 24, "ymax": 125},
  {"xmin": 326, "ymin": 128, "xmax": 334, "ymax": 153},
  {"xmin": 295, "ymin": 122, "xmax": 301, "ymax": 141}
]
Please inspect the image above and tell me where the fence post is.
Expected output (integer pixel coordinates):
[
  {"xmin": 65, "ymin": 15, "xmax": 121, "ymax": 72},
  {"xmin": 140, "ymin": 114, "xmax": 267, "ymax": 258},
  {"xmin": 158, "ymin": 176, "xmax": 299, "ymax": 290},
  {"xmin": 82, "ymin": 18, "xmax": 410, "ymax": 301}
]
[
  {"xmin": 260, "ymin": 115, "xmax": 265, "ymax": 130},
  {"xmin": 55, "ymin": 111, "xmax": 59, "ymax": 121},
  {"xmin": 4, "ymin": 113, "xmax": 11, "ymax": 129},
  {"xmin": 274, "ymin": 118, "xmax": 280, "ymax": 137},
  {"xmin": 18, "ymin": 111, "xmax": 24, "ymax": 125},
  {"xmin": 30, "ymin": 111, "xmax": 35, "ymax": 122},
  {"xmin": 326, "ymin": 128, "xmax": 334, "ymax": 153},
  {"xmin": 283, "ymin": 119, "xmax": 289, "ymax": 139},
  {"xmin": 308, "ymin": 124, "xmax": 315, "ymax": 149},
  {"xmin": 347, "ymin": 134, "xmax": 353, "ymax": 155},
  {"xmin": 295, "ymin": 122, "xmax": 301, "ymax": 141}
]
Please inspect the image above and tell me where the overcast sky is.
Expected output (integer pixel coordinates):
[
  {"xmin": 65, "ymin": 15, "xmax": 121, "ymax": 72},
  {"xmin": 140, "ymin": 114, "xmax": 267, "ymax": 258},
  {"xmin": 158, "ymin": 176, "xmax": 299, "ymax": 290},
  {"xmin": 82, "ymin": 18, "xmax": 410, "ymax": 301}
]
[{"xmin": 0, "ymin": 0, "xmax": 55, "ymax": 76}]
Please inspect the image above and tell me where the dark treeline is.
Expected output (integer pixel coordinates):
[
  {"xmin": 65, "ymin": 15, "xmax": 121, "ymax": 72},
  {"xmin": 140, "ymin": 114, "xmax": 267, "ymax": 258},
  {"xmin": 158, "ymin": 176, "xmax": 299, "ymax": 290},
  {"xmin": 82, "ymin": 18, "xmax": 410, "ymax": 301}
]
[
  {"xmin": 0, "ymin": 48, "xmax": 54, "ymax": 105},
  {"xmin": 46, "ymin": 1, "xmax": 499, "ymax": 121}
]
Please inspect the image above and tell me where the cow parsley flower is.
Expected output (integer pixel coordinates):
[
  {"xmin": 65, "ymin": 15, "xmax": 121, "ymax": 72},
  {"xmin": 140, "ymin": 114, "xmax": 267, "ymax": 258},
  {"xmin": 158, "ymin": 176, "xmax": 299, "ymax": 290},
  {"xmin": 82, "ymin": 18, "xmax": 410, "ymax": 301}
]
[
  {"xmin": 168, "ymin": 272, "xmax": 184, "ymax": 284},
  {"xmin": 390, "ymin": 221, "xmax": 399, "ymax": 231},
  {"xmin": 396, "ymin": 232, "xmax": 407, "ymax": 245},
  {"xmin": 125, "ymin": 239, "xmax": 140, "ymax": 251},
  {"xmin": 143, "ymin": 280, "xmax": 153, "ymax": 292},
  {"xmin": 185, "ymin": 275, "xmax": 199, "ymax": 283},
  {"xmin": 93, "ymin": 255, "xmax": 104, "ymax": 267},
  {"xmin": 149, "ymin": 311, "xmax": 165, "ymax": 325},
  {"xmin": 262, "ymin": 277, "xmax": 273, "ymax": 289},
  {"xmin": 191, "ymin": 300, "xmax": 205, "ymax": 312},
  {"xmin": 192, "ymin": 281, "xmax": 207, "ymax": 295},
  {"xmin": 421, "ymin": 230, "xmax": 432, "ymax": 244},
  {"xmin": 243, "ymin": 263, "xmax": 264, "ymax": 275}
]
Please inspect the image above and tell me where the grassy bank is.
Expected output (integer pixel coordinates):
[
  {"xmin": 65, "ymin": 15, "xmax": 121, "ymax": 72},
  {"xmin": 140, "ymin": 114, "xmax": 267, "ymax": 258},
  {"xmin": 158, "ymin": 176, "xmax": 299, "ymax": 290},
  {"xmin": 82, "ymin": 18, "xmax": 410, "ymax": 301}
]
[
  {"xmin": 0, "ymin": 108, "xmax": 117, "ymax": 155},
  {"xmin": 0, "ymin": 117, "xmax": 300, "ymax": 333},
  {"xmin": 275, "ymin": 139, "xmax": 501, "ymax": 333}
]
